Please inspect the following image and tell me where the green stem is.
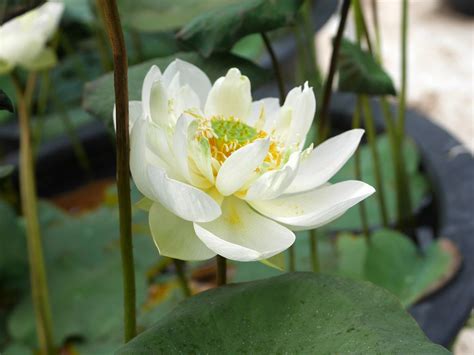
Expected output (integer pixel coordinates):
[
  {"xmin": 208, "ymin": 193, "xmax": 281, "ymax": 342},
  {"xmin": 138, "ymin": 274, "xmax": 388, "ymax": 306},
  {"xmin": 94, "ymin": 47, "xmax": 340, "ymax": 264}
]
[
  {"xmin": 352, "ymin": 98, "xmax": 370, "ymax": 241},
  {"xmin": 99, "ymin": 0, "xmax": 136, "ymax": 342},
  {"xmin": 309, "ymin": 230, "xmax": 320, "ymax": 272},
  {"xmin": 288, "ymin": 245, "xmax": 296, "ymax": 272},
  {"xmin": 216, "ymin": 256, "xmax": 227, "ymax": 286},
  {"xmin": 261, "ymin": 32, "xmax": 286, "ymax": 104},
  {"xmin": 49, "ymin": 82, "xmax": 92, "ymax": 175},
  {"xmin": 32, "ymin": 71, "xmax": 50, "ymax": 153},
  {"xmin": 360, "ymin": 96, "xmax": 389, "ymax": 227},
  {"xmin": 172, "ymin": 259, "xmax": 191, "ymax": 297},
  {"xmin": 300, "ymin": 0, "xmax": 323, "ymax": 91},
  {"xmin": 370, "ymin": 0, "xmax": 382, "ymax": 60},
  {"xmin": 317, "ymin": 0, "xmax": 351, "ymax": 142},
  {"xmin": 12, "ymin": 71, "xmax": 55, "ymax": 355}
]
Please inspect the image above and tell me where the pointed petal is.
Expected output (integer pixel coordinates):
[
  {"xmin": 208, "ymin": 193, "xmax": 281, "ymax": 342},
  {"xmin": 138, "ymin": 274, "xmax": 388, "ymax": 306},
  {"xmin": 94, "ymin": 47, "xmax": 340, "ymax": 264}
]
[
  {"xmin": 285, "ymin": 129, "xmax": 365, "ymax": 194},
  {"xmin": 251, "ymin": 180, "xmax": 375, "ymax": 231},
  {"xmin": 245, "ymin": 151, "xmax": 301, "ymax": 201},
  {"xmin": 194, "ymin": 197, "xmax": 295, "ymax": 262},
  {"xmin": 147, "ymin": 165, "xmax": 221, "ymax": 222},
  {"xmin": 246, "ymin": 97, "xmax": 280, "ymax": 127},
  {"xmin": 162, "ymin": 59, "xmax": 212, "ymax": 106},
  {"xmin": 215, "ymin": 138, "xmax": 270, "ymax": 196},
  {"xmin": 204, "ymin": 68, "xmax": 251, "ymax": 120},
  {"xmin": 141, "ymin": 65, "xmax": 162, "ymax": 121},
  {"xmin": 130, "ymin": 118, "xmax": 154, "ymax": 198},
  {"xmin": 149, "ymin": 202, "xmax": 215, "ymax": 261},
  {"xmin": 173, "ymin": 113, "xmax": 194, "ymax": 181}
]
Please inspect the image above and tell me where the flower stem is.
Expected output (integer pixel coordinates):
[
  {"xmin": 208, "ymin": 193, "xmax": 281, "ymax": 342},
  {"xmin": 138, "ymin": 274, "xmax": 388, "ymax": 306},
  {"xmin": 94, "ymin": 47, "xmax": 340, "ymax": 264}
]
[
  {"xmin": 12, "ymin": 71, "xmax": 55, "ymax": 355},
  {"xmin": 352, "ymin": 98, "xmax": 370, "ymax": 241},
  {"xmin": 309, "ymin": 230, "xmax": 320, "ymax": 272},
  {"xmin": 98, "ymin": 0, "xmax": 136, "ymax": 342},
  {"xmin": 360, "ymin": 96, "xmax": 389, "ymax": 227},
  {"xmin": 261, "ymin": 32, "xmax": 286, "ymax": 104},
  {"xmin": 173, "ymin": 259, "xmax": 191, "ymax": 297},
  {"xmin": 288, "ymin": 245, "xmax": 296, "ymax": 272},
  {"xmin": 216, "ymin": 256, "xmax": 227, "ymax": 286},
  {"xmin": 317, "ymin": 0, "xmax": 351, "ymax": 142}
]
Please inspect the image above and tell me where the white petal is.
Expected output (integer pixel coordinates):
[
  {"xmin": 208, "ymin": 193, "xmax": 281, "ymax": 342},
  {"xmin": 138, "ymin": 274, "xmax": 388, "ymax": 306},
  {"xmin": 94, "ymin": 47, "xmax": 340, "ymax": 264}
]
[
  {"xmin": 245, "ymin": 151, "xmax": 301, "ymax": 201},
  {"xmin": 130, "ymin": 118, "xmax": 154, "ymax": 198},
  {"xmin": 189, "ymin": 138, "xmax": 215, "ymax": 185},
  {"xmin": 147, "ymin": 165, "xmax": 221, "ymax": 222},
  {"xmin": 194, "ymin": 197, "xmax": 295, "ymax": 262},
  {"xmin": 113, "ymin": 101, "xmax": 142, "ymax": 133},
  {"xmin": 173, "ymin": 114, "xmax": 194, "ymax": 182},
  {"xmin": 215, "ymin": 138, "xmax": 270, "ymax": 196},
  {"xmin": 162, "ymin": 59, "xmax": 212, "ymax": 106},
  {"xmin": 246, "ymin": 97, "xmax": 280, "ymax": 127},
  {"xmin": 149, "ymin": 202, "xmax": 215, "ymax": 261},
  {"xmin": 141, "ymin": 65, "xmax": 168, "ymax": 124},
  {"xmin": 285, "ymin": 129, "xmax": 365, "ymax": 194},
  {"xmin": 250, "ymin": 180, "xmax": 375, "ymax": 230},
  {"xmin": 204, "ymin": 68, "xmax": 252, "ymax": 120}
]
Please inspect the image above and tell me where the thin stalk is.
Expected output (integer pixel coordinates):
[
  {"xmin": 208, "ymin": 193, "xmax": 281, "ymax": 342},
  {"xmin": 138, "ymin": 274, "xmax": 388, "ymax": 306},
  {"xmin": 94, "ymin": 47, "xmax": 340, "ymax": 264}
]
[
  {"xmin": 172, "ymin": 259, "xmax": 191, "ymax": 297},
  {"xmin": 300, "ymin": 0, "xmax": 323, "ymax": 91},
  {"xmin": 353, "ymin": 0, "xmax": 373, "ymax": 54},
  {"xmin": 93, "ymin": 0, "xmax": 113, "ymax": 72},
  {"xmin": 352, "ymin": 98, "xmax": 370, "ymax": 241},
  {"xmin": 396, "ymin": 0, "xmax": 413, "ymax": 229},
  {"xmin": 309, "ymin": 230, "xmax": 320, "ymax": 272},
  {"xmin": 98, "ymin": 0, "xmax": 136, "ymax": 342},
  {"xmin": 317, "ymin": 0, "xmax": 352, "ymax": 142},
  {"xmin": 216, "ymin": 256, "xmax": 227, "ymax": 286},
  {"xmin": 360, "ymin": 96, "xmax": 388, "ymax": 227},
  {"xmin": 49, "ymin": 81, "xmax": 92, "ymax": 175},
  {"xmin": 288, "ymin": 245, "xmax": 296, "ymax": 272},
  {"xmin": 261, "ymin": 32, "xmax": 286, "ymax": 104},
  {"xmin": 32, "ymin": 71, "xmax": 50, "ymax": 153},
  {"xmin": 370, "ymin": 0, "xmax": 382, "ymax": 60},
  {"xmin": 12, "ymin": 71, "xmax": 55, "ymax": 355}
]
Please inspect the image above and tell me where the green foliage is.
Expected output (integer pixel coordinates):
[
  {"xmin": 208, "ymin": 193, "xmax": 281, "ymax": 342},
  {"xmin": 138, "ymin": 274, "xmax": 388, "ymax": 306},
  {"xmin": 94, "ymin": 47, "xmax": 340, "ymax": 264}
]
[
  {"xmin": 328, "ymin": 134, "xmax": 429, "ymax": 230},
  {"xmin": 0, "ymin": 90, "xmax": 13, "ymax": 113},
  {"xmin": 116, "ymin": 273, "xmax": 448, "ymax": 354},
  {"xmin": 0, "ymin": 165, "xmax": 14, "ymax": 179},
  {"xmin": 177, "ymin": 0, "xmax": 303, "ymax": 56},
  {"xmin": 82, "ymin": 52, "xmax": 270, "ymax": 124},
  {"xmin": 6, "ymin": 199, "xmax": 185, "ymax": 352},
  {"xmin": 338, "ymin": 38, "xmax": 396, "ymax": 96},
  {"xmin": 118, "ymin": 0, "xmax": 241, "ymax": 33},
  {"xmin": 337, "ymin": 229, "xmax": 460, "ymax": 306}
]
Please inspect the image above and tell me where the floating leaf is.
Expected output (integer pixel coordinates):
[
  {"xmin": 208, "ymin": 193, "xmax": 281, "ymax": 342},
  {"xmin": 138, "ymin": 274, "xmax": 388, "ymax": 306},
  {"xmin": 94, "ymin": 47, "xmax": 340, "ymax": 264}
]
[
  {"xmin": 328, "ymin": 134, "xmax": 429, "ymax": 230},
  {"xmin": 338, "ymin": 38, "xmax": 396, "ymax": 96},
  {"xmin": 336, "ymin": 229, "xmax": 461, "ymax": 307},
  {"xmin": 118, "ymin": 0, "xmax": 241, "ymax": 33},
  {"xmin": 83, "ymin": 52, "xmax": 270, "ymax": 124},
  {"xmin": 116, "ymin": 273, "xmax": 448, "ymax": 354},
  {"xmin": 177, "ymin": 0, "xmax": 303, "ymax": 57},
  {"xmin": 0, "ymin": 90, "xmax": 14, "ymax": 113}
]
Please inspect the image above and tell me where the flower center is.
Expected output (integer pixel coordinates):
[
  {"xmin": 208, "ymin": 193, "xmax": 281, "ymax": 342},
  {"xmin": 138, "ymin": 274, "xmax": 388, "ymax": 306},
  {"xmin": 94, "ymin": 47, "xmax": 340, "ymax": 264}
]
[{"xmin": 195, "ymin": 115, "xmax": 285, "ymax": 170}]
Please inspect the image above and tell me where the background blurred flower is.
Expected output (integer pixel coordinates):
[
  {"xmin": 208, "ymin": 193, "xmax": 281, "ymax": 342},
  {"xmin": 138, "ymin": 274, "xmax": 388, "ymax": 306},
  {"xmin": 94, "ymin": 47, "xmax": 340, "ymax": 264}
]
[
  {"xmin": 124, "ymin": 59, "xmax": 375, "ymax": 262},
  {"xmin": 0, "ymin": 1, "xmax": 64, "ymax": 74}
]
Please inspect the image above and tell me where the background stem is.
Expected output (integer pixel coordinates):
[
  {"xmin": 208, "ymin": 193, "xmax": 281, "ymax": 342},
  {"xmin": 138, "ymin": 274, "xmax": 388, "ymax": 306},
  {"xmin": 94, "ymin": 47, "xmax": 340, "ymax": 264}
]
[
  {"xmin": 98, "ymin": 0, "xmax": 136, "ymax": 342},
  {"xmin": 13, "ymin": 71, "xmax": 55, "ymax": 355},
  {"xmin": 216, "ymin": 256, "xmax": 227, "ymax": 286},
  {"xmin": 173, "ymin": 259, "xmax": 191, "ymax": 297},
  {"xmin": 317, "ymin": 0, "xmax": 351, "ymax": 142},
  {"xmin": 309, "ymin": 230, "xmax": 320, "ymax": 272},
  {"xmin": 261, "ymin": 32, "xmax": 286, "ymax": 104}
]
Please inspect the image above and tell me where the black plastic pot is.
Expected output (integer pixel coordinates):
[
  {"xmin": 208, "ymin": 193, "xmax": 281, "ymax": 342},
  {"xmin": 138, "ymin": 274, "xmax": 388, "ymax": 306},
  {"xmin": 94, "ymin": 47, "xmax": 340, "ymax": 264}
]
[{"xmin": 326, "ymin": 93, "xmax": 474, "ymax": 346}]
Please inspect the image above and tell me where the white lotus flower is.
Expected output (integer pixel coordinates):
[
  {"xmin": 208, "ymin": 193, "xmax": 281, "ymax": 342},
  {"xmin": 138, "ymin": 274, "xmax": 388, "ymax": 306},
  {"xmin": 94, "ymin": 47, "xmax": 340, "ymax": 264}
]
[
  {"xmin": 0, "ymin": 1, "xmax": 64, "ymax": 73},
  {"xmin": 124, "ymin": 59, "xmax": 375, "ymax": 262}
]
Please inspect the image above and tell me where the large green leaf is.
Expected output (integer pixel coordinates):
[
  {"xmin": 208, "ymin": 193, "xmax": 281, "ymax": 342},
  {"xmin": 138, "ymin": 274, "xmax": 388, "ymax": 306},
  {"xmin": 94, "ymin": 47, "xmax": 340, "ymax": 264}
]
[
  {"xmin": 337, "ymin": 229, "xmax": 461, "ymax": 307},
  {"xmin": 82, "ymin": 52, "xmax": 270, "ymax": 124},
  {"xmin": 118, "ymin": 0, "xmax": 241, "ymax": 33},
  {"xmin": 337, "ymin": 38, "xmax": 396, "ymax": 96},
  {"xmin": 116, "ymin": 273, "xmax": 448, "ymax": 354},
  {"xmin": 328, "ymin": 134, "xmax": 429, "ymax": 230},
  {"xmin": 177, "ymin": 0, "xmax": 303, "ymax": 57},
  {"xmin": 6, "ymin": 196, "xmax": 185, "ymax": 352}
]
